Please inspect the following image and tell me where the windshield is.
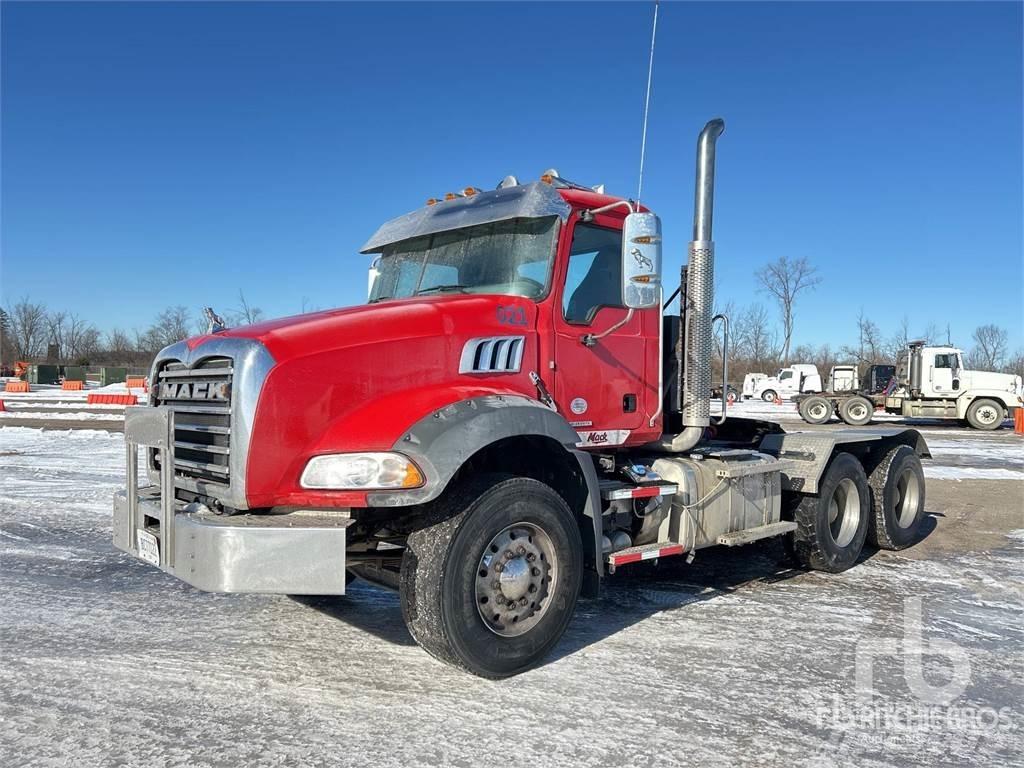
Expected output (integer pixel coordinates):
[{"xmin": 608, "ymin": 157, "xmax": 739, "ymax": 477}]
[{"xmin": 369, "ymin": 216, "xmax": 558, "ymax": 303}]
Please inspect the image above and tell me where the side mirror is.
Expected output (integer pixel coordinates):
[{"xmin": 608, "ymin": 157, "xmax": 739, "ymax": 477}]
[
  {"xmin": 367, "ymin": 256, "xmax": 382, "ymax": 301},
  {"xmin": 621, "ymin": 212, "xmax": 662, "ymax": 309}
]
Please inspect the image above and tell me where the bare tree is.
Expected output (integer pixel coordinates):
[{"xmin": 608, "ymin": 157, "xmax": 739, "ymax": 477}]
[
  {"xmin": 7, "ymin": 297, "xmax": 48, "ymax": 360},
  {"xmin": 755, "ymin": 256, "xmax": 821, "ymax": 364},
  {"xmin": 45, "ymin": 311, "xmax": 99, "ymax": 363},
  {"xmin": 846, "ymin": 308, "xmax": 883, "ymax": 364},
  {"xmin": 1003, "ymin": 349, "xmax": 1024, "ymax": 376},
  {"xmin": 965, "ymin": 324, "xmax": 1008, "ymax": 370},
  {"xmin": 733, "ymin": 302, "xmax": 778, "ymax": 371},
  {"xmin": 231, "ymin": 290, "xmax": 264, "ymax": 326},
  {"xmin": 921, "ymin": 321, "xmax": 941, "ymax": 345},
  {"xmin": 138, "ymin": 306, "xmax": 193, "ymax": 353},
  {"xmin": 886, "ymin": 315, "xmax": 911, "ymax": 361},
  {"xmin": 105, "ymin": 328, "xmax": 135, "ymax": 363},
  {"xmin": 0, "ymin": 308, "xmax": 15, "ymax": 367}
]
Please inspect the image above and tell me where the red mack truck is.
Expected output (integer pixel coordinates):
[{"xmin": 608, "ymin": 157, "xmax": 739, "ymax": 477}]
[{"xmin": 115, "ymin": 119, "xmax": 930, "ymax": 677}]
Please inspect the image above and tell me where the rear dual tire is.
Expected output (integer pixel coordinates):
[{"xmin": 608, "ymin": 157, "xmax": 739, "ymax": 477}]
[
  {"xmin": 867, "ymin": 445, "xmax": 926, "ymax": 550},
  {"xmin": 788, "ymin": 453, "xmax": 870, "ymax": 572},
  {"xmin": 839, "ymin": 396, "xmax": 873, "ymax": 426},
  {"xmin": 799, "ymin": 395, "xmax": 834, "ymax": 425},
  {"xmin": 788, "ymin": 447, "xmax": 927, "ymax": 570}
]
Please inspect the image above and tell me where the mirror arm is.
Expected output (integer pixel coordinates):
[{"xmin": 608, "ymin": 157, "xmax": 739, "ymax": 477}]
[
  {"xmin": 581, "ymin": 308, "xmax": 634, "ymax": 348},
  {"xmin": 580, "ymin": 199, "xmax": 637, "ymax": 222}
]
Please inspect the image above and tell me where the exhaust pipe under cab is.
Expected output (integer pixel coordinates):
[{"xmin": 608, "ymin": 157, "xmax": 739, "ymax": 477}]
[{"xmin": 658, "ymin": 118, "xmax": 725, "ymax": 453}]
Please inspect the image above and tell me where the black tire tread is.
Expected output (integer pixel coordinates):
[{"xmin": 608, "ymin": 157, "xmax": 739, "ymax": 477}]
[
  {"xmin": 867, "ymin": 445, "xmax": 925, "ymax": 550},
  {"xmin": 399, "ymin": 474, "xmax": 580, "ymax": 678},
  {"xmin": 400, "ymin": 473, "xmax": 509, "ymax": 673},
  {"xmin": 788, "ymin": 452, "xmax": 869, "ymax": 572}
]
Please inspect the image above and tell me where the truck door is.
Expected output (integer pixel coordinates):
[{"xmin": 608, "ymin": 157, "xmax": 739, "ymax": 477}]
[
  {"xmin": 778, "ymin": 369, "xmax": 796, "ymax": 394},
  {"xmin": 551, "ymin": 218, "xmax": 651, "ymax": 447},
  {"xmin": 930, "ymin": 352, "xmax": 956, "ymax": 395}
]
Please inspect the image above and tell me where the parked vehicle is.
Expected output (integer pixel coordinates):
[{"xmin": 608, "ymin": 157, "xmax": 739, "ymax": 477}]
[
  {"xmin": 751, "ymin": 364, "xmax": 822, "ymax": 402},
  {"xmin": 827, "ymin": 365, "xmax": 859, "ymax": 393},
  {"xmin": 741, "ymin": 372, "xmax": 767, "ymax": 400},
  {"xmin": 114, "ymin": 120, "xmax": 932, "ymax": 677},
  {"xmin": 796, "ymin": 345, "xmax": 1021, "ymax": 429}
]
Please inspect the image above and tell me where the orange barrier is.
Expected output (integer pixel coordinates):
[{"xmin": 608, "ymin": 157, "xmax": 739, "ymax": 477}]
[
  {"xmin": 0, "ymin": 399, "xmax": 5, "ymax": 411},
  {"xmin": 62, "ymin": 380, "xmax": 85, "ymax": 391},
  {"xmin": 1015, "ymin": 408, "xmax": 1024, "ymax": 435},
  {"xmin": 774, "ymin": 394, "xmax": 783, "ymax": 405},
  {"xmin": 87, "ymin": 393, "xmax": 138, "ymax": 405},
  {"xmin": 4, "ymin": 381, "xmax": 29, "ymax": 393},
  {"xmin": 126, "ymin": 376, "xmax": 148, "ymax": 390}
]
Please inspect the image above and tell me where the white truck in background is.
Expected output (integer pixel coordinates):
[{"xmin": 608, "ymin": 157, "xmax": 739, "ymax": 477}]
[
  {"xmin": 827, "ymin": 365, "xmax": 859, "ymax": 393},
  {"xmin": 796, "ymin": 342, "xmax": 1022, "ymax": 429},
  {"xmin": 741, "ymin": 372, "xmax": 767, "ymax": 399},
  {"xmin": 750, "ymin": 364, "xmax": 821, "ymax": 402}
]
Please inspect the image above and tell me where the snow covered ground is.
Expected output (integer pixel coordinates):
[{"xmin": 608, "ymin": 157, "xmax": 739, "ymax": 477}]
[{"xmin": 1, "ymin": 427, "xmax": 1021, "ymax": 766}]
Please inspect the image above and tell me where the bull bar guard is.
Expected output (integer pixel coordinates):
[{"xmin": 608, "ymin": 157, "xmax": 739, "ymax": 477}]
[{"xmin": 113, "ymin": 405, "xmax": 352, "ymax": 594}]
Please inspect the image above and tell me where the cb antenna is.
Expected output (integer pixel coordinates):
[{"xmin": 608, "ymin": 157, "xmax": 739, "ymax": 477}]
[{"xmin": 636, "ymin": 0, "xmax": 660, "ymax": 206}]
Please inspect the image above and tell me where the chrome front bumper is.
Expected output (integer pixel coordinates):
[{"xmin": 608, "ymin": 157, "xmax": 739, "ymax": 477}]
[{"xmin": 114, "ymin": 405, "xmax": 351, "ymax": 594}]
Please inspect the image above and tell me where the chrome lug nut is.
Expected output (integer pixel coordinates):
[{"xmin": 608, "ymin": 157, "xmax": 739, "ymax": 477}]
[{"xmin": 517, "ymin": 546, "xmax": 526, "ymax": 555}]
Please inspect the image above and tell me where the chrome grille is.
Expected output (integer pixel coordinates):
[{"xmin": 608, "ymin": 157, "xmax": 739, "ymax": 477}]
[{"xmin": 155, "ymin": 357, "xmax": 233, "ymax": 502}]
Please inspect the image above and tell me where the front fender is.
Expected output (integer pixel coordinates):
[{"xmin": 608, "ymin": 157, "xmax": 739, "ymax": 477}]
[
  {"xmin": 958, "ymin": 390, "xmax": 1021, "ymax": 414},
  {"xmin": 370, "ymin": 394, "xmax": 585, "ymax": 507},
  {"xmin": 372, "ymin": 394, "xmax": 606, "ymax": 577}
]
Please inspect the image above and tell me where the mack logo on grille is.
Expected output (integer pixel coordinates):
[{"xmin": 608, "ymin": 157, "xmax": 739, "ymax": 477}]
[{"xmin": 159, "ymin": 380, "xmax": 230, "ymax": 401}]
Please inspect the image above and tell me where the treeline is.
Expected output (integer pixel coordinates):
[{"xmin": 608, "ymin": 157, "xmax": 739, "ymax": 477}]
[
  {"xmin": 713, "ymin": 303, "xmax": 1022, "ymax": 383},
  {"xmin": 1, "ymin": 292, "xmax": 269, "ymax": 368},
  {"xmin": 3, "ymin": 290, "xmax": 1020, "ymax": 380}
]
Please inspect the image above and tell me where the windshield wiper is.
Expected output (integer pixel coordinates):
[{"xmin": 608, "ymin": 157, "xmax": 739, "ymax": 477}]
[{"xmin": 414, "ymin": 283, "xmax": 468, "ymax": 296}]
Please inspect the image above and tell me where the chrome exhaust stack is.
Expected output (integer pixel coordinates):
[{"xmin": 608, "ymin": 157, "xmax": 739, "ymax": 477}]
[{"xmin": 658, "ymin": 118, "xmax": 725, "ymax": 453}]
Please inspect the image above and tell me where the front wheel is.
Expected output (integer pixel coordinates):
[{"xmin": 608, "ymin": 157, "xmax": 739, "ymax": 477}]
[
  {"xmin": 762, "ymin": 389, "xmax": 778, "ymax": 403},
  {"xmin": 965, "ymin": 398, "xmax": 1004, "ymax": 430},
  {"xmin": 400, "ymin": 475, "xmax": 582, "ymax": 678}
]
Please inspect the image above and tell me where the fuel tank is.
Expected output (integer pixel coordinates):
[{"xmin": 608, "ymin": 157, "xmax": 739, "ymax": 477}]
[{"xmin": 634, "ymin": 450, "xmax": 782, "ymax": 550}]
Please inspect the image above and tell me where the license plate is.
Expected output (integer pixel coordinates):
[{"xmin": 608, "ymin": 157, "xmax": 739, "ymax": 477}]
[{"xmin": 136, "ymin": 530, "xmax": 161, "ymax": 566}]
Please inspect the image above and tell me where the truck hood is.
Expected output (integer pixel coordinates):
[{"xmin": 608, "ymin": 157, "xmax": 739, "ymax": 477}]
[
  {"xmin": 960, "ymin": 369, "xmax": 1023, "ymax": 394},
  {"xmin": 186, "ymin": 294, "xmax": 537, "ymax": 364}
]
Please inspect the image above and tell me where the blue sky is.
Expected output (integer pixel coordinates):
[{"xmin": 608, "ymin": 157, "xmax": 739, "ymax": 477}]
[{"xmin": 2, "ymin": 1, "xmax": 1022, "ymax": 351}]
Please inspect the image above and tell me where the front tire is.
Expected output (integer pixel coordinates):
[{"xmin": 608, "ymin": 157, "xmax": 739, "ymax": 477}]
[
  {"xmin": 867, "ymin": 445, "xmax": 925, "ymax": 550},
  {"xmin": 788, "ymin": 453, "xmax": 870, "ymax": 572},
  {"xmin": 965, "ymin": 398, "xmax": 1004, "ymax": 430},
  {"xmin": 400, "ymin": 474, "xmax": 582, "ymax": 678},
  {"xmin": 762, "ymin": 389, "xmax": 778, "ymax": 403}
]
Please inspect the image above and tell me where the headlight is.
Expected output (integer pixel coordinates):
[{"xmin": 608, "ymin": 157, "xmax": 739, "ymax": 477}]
[{"xmin": 300, "ymin": 452, "xmax": 424, "ymax": 490}]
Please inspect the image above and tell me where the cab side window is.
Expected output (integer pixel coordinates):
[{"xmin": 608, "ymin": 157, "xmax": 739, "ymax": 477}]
[
  {"xmin": 935, "ymin": 354, "xmax": 952, "ymax": 369},
  {"xmin": 563, "ymin": 224, "xmax": 622, "ymax": 325},
  {"xmin": 779, "ymin": 371, "xmax": 793, "ymax": 381}
]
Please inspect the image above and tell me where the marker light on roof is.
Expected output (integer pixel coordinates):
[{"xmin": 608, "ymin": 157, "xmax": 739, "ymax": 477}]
[{"xmin": 463, "ymin": 187, "xmax": 481, "ymax": 197}]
